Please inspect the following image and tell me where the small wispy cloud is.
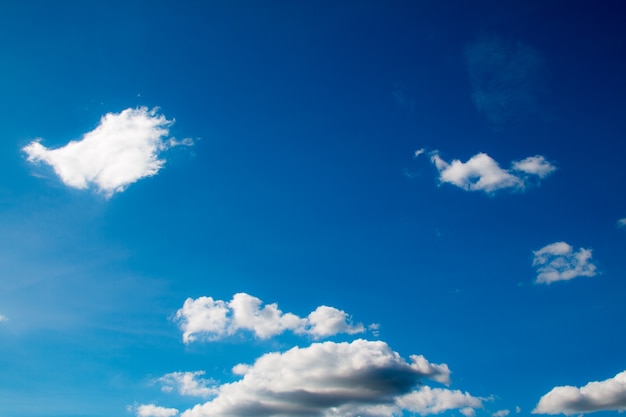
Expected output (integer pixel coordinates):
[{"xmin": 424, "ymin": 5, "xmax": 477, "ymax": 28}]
[
  {"xmin": 157, "ymin": 371, "xmax": 217, "ymax": 398},
  {"xmin": 617, "ymin": 218, "xmax": 626, "ymax": 228},
  {"xmin": 135, "ymin": 404, "xmax": 179, "ymax": 417},
  {"xmin": 174, "ymin": 293, "xmax": 368, "ymax": 343},
  {"xmin": 428, "ymin": 151, "xmax": 555, "ymax": 193},
  {"xmin": 533, "ymin": 370, "xmax": 626, "ymax": 414},
  {"xmin": 493, "ymin": 409, "xmax": 511, "ymax": 417},
  {"xmin": 23, "ymin": 107, "xmax": 192, "ymax": 197},
  {"xmin": 465, "ymin": 36, "xmax": 545, "ymax": 130},
  {"xmin": 0, "ymin": 314, "xmax": 8, "ymax": 322},
  {"xmin": 175, "ymin": 339, "xmax": 481, "ymax": 417},
  {"xmin": 532, "ymin": 242, "xmax": 597, "ymax": 284}
]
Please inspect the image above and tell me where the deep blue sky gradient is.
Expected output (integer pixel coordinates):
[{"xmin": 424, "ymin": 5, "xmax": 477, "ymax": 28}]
[{"xmin": 1, "ymin": 1, "xmax": 625, "ymax": 416}]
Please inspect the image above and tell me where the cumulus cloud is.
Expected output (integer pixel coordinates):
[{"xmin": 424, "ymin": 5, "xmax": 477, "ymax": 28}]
[
  {"xmin": 492, "ymin": 409, "xmax": 510, "ymax": 417},
  {"xmin": 178, "ymin": 339, "xmax": 481, "ymax": 417},
  {"xmin": 23, "ymin": 107, "xmax": 192, "ymax": 197},
  {"xmin": 465, "ymin": 36, "xmax": 545, "ymax": 130},
  {"xmin": 533, "ymin": 370, "xmax": 626, "ymax": 415},
  {"xmin": 157, "ymin": 371, "xmax": 217, "ymax": 397},
  {"xmin": 136, "ymin": 404, "xmax": 179, "ymax": 417},
  {"xmin": 174, "ymin": 293, "xmax": 367, "ymax": 343},
  {"xmin": 532, "ymin": 242, "xmax": 597, "ymax": 284},
  {"xmin": 461, "ymin": 407, "xmax": 477, "ymax": 417},
  {"xmin": 511, "ymin": 156, "xmax": 556, "ymax": 178},
  {"xmin": 429, "ymin": 151, "xmax": 555, "ymax": 193}
]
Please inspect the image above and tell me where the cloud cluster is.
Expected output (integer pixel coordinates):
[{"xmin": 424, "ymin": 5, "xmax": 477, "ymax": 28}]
[
  {"xmin": 136, "ymin": 404, "xmax": 179, "ymax": 417},
  {"xmin": 23, "ymin": 107, "xmax": 192, "ymax": 197},
  {"xmin": 492, "ymin": 409, "xmax": 510, "ymax": 417},
  {"xmin": 174, "ymin": 293, "xmax": 367, "ymax": 343},
  {"xmin": 429, "ymin": 151, "xmax": 555, "ymax": 193},
  {"xmin": 178, "ymin": 339, "xmax": 481, "ymax": 417},
  {"xmin": 533, "ymin": 370, "xmax": 626, "ymax": 415},
  {"xmin": 157, "ymin": 371, "xmax": 217, "ymax": 397},
  {"xmin": 532, "ymin": 242, "xmax": 597, "ymax": 284}
]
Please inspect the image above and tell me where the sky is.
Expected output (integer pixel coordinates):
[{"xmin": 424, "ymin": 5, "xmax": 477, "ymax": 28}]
[{"xmin": 1, "ymin": 1, "xmax": 625, "ymax": 416}]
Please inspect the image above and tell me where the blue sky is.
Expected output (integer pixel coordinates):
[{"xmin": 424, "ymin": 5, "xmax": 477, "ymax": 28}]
[{"xmin": 1, "ymin": 1, "xmax": 625, "ymax": 416}]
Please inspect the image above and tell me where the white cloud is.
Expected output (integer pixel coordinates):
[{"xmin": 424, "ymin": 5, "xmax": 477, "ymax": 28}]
[
  {"xmin": 618, "ymin": 218, "xmax": 626, "ymax": 228},
  {"xmin": 178, "ymin": 339, "xmax": 481, "ymax": 417},
  {"xmin": 429, "ymin": 151, "xmax": 555, "ymax": 193},
  {"xmin": 396, "ymin": 386, "xmax": 483, "ymax": 415},
  {"xmin": 23, "ymin": 107, "xmax": 192, "ymax": 197},
  {"xmin": 0, "ymin": 314, "xmax": 7, "ymax": 322},
  {"xmin": 492, "ymin": 409, "xmax": 510, "ymax": 417},
  {"xmin": 532, "ymin": 242, "xmax": 597, "ymax": 284},
  {"xmin": 533, "ymin": 370, "xmax": 626, "ymax": 415},
  {"xmin": 516, "ymin": 406, "xmax": 521, "ymax": 413},
  {"xmin": 174, "ymin": 293, "xmax": 366, "ymax": 343},
  {"xmin": 511, "ymin": 156, "xmax": 556, "ymax": 178},
  {"xmin": 136, "ymin": 404, "xmax": 179, "ymax": 417},
  {"xmin": 414, "ymin": 148, "xmax": 426, "ymax": 158},
  {"xmin": 461, "ymin": 407, "xmax": 477, "ymax": 417},
  {"xmin": 157, "ymin": 371, "xmax": 217, "ymax": 397}
]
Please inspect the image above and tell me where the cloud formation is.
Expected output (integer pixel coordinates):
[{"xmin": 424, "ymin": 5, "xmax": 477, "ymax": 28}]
[
  {"xmin": 465, "ymin": 36, "xmax": 545, "ymax": 130},
  {"xmin": 429, "ymin": 151, "xmax": 555, "ymax": 193},
  {"xmin": 532, "ymin": 242, "xmax": 597, "ymax": 284},
  {"xmin": 0, "ymin": 314, "xmax": 7, "ymax": 322},
  {"xmin": 174, "ymin": 293, "xmax": 367, "ymax": 343},
  {"xmin": 178, "ymin": 339, "xmax": 481, "ymax": 417},
  {"xmin": 23, "ymin": 107, "xmax": 192, "ymax": 197},
  {"xmin": 493, "ymin": 409, "xmax": 510, "ymax": 417},
  {"xmin": 136, "ymin": 404, "xmax": 179, "ymax": 417},
  {"xmin": 157, "ymin": 371, "xmax": 217, "ymax": 397},
  {"xmin": 618, "ymin": 218, "xmax": 626, "ymax": 228},
  {"xmin": 533, "ymin": 370, "xmax": 626, "ymax": 415}
]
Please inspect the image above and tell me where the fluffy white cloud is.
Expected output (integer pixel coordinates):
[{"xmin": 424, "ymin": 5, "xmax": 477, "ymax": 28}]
[
  {"xmin": 461, "ymin": 407, "xmax": 477, "ymax": 417},
  {"xmin": 492, "ymin": 409, "xmax": 510, "ymax": 417},
  {"xmin": 136, "ymin": 404, "xmax": 179, "ymax": 417},
  {"xmin": 533, "ymin": 370, "xmax": 626, "ymax": 415},
  {"xmin": 532, "ymin": 242, "xmax": 597, "ymax": 284},
  {"xmin": 396, "ymin": 386, "xmax": 483, "ymax": 415},
  {"xmin": 157, "ymin": 371, "xmax": 217, "ymax": 397},
  {"xmin": 174, "ymin": 293, "xmax": 366, "ymax": 343},
  {"xmin": 178, "ymin": 339, "xmax": 481, "ymax": 417},
  {"xmin": 618, "ymin": 218, "xmax": 626, "ymax": 228},
  {"xmin": 429, "ymin": 151, "xmax": 555, "ymax": 193},
  {"xmin": 23, "ymin": 107, "xmax": 192, "ymax": 197},
  {"xmin": 511, "ymin": 156, "xmax": 556, "ymax": 178}
]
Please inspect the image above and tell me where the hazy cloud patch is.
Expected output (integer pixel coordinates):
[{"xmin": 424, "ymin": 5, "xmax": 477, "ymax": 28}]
[
  {"xmin": 23, "ymin": 107, "xmax": 192, "ymax": 197},
  {"xmin": 175, "ymin": 293, "xmax": 367, "ymax": 343},
  {"xmin": 135, "ymin": 404, "xmax": 179, "ymax": 417},
  {"xmin": 618, "ymin": 218, "xmax": 626, "ymax": 228},
  {"xmin": 428, "ymin": 151, "xmax": 555, "ymax": 193},
  {"xmin": 533, "ymin": 370, "xmax": 626, "ymax": 414},
  {"xmin": 157, "ymin": 371, "xmax": 217, "ymax": 398},
  {"xmin": 465, "ymin": 36, "xmax": 545, "ymax": 130},
  {"xmin": 532, "ymin": 242, "xmax": 597, "ymax": 284}
]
